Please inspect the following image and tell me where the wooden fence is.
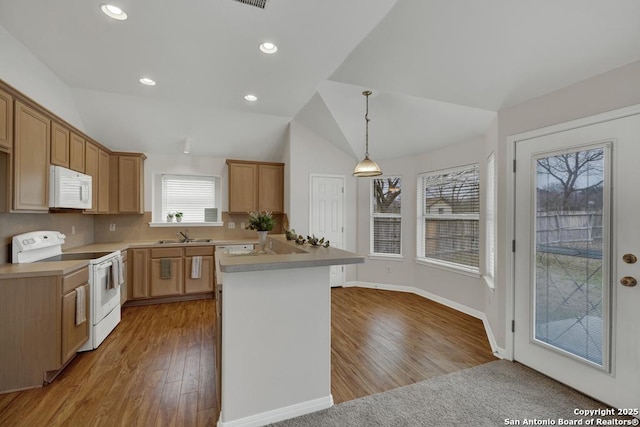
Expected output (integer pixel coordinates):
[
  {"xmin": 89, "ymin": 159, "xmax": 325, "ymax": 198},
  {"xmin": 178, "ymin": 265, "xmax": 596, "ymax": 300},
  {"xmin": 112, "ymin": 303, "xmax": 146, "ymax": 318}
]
[{"xmin": 536, "ymin": 212, "xmax": 602, "ymax": 245}]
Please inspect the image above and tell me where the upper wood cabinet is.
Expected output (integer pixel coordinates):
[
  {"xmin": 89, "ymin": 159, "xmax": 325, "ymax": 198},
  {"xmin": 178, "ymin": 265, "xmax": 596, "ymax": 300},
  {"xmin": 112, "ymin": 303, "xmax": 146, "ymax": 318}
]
[
  {"xmin": 85, "ymin": 141, "xmax": 110, "ymax": 214},
  {"xmin": 110, "ymin": 153, "xmax": 145, "ymax": 214},
  {"xmin": 51, "ymin": 121, "xmax": 70, "ymax": 168},
  {"xmin": 14, "ymin": 101, "xmax": 50, "ymax": 211},
  {"xmin": 69, "ymin": 132, "xmax": 85, "ymax": 172},
  {"xmin": 226, "ymin": 159, "xmax": 284, "ymax": 214},
  {"xmin": 0, "ymin": 88, "xmax": 12, "ymax": 151},
  {"xmin": 98, "ymin": 149, "xmax": 109, "ymax": 213}
]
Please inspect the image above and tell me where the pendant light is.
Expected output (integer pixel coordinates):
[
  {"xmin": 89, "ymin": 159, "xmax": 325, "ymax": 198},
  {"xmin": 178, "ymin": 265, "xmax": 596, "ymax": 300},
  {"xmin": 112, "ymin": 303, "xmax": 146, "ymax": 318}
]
[{"xmin": 353, "ymin": 90, "xmax": 382, "ymax": 177}]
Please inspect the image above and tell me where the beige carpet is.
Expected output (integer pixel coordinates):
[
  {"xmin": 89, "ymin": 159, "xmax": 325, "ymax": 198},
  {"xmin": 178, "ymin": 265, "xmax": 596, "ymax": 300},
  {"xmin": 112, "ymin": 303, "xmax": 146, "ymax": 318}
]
[{"xmin": 271, "ymin": 360, "xmax": 636, "ymax": 427}]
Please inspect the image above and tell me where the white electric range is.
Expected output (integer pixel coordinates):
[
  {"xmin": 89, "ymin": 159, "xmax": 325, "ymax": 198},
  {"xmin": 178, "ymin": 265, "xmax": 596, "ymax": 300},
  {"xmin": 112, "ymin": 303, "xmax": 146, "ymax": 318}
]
[{"xmin": 12, "ymin": 231, "xmax": 123, "ymax": 351}]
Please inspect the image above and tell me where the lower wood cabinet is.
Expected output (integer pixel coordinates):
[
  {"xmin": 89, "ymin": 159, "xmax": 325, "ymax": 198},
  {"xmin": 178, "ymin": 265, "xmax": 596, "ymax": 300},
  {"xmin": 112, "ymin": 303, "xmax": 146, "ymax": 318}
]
[
  {"xmin": 0, "ymin": 265, "xmax": 89, "ymax": 393},
  {"xmin": 127, "ymin": 245, "xmax": 214, "ymax": 303}
]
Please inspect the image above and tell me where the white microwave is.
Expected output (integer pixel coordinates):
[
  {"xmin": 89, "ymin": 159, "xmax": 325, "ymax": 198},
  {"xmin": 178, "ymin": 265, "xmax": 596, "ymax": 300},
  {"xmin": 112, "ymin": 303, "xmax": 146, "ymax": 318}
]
[{"xmin": 49, "ymin": 165, "xmax": 92, "ymax": 209}]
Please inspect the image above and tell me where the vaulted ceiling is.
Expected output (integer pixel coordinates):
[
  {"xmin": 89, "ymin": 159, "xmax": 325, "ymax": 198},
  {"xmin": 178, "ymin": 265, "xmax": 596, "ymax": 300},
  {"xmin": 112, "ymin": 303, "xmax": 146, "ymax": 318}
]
[{"xmin": 1, "ymin": 0, "xmax": 639, "ymax": 160}]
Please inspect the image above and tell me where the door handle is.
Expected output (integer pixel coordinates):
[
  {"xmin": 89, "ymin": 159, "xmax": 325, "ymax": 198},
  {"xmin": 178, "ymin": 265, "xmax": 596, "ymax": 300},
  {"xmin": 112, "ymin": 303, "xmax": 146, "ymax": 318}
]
[
  {"xmin": 622, "ymin": 253, "xmax": 637, "ymax": 264},
  {"xmin": 619, "ymin": 276, "xmax": 637, "ymax": 287}
]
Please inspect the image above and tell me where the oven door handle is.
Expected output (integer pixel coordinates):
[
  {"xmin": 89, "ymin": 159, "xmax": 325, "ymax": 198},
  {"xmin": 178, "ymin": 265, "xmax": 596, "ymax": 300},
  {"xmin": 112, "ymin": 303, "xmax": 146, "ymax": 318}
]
[{"xmin": 97, "ymin": 261, "xmax": 113, "ymax": 269}]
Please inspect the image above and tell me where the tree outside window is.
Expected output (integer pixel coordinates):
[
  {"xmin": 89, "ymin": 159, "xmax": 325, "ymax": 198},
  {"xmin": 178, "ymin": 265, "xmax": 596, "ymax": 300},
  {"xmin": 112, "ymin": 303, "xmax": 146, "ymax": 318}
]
[{"xmin": 371, "ymin": 176, "xmax": 402, "ymax": 255}]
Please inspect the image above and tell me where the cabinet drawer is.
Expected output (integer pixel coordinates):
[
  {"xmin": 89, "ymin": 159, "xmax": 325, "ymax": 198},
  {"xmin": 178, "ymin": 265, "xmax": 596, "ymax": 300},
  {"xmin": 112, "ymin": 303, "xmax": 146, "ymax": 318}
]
[
  {"xmin": 151, "ymin": 247, "xmax": 183, "ymax": 258},
  {"xmin": 62, "ymin": 267, "xmax": 89, "ymax": 294},
  {"xmin": 185, "ymin": 246, "xmax": 214, "ymax": 257}
]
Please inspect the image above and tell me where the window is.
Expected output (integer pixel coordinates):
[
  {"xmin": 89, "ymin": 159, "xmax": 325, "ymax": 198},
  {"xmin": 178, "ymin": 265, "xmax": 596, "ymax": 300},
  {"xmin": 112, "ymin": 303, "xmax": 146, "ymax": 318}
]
[
  {"xmin": 371, "ymin": 176, "xmax": 402, "ymax": 256},
  {"xmin": 486, "ymin": 153, "xmax": 496, "ymax": 281},
  {"xmin": 161, "ymin": 174, "xmax": 221, "ymax": 223},
  {"xmin": 417, "ymin": 164, "xmax": 480, "ymax": 273}
]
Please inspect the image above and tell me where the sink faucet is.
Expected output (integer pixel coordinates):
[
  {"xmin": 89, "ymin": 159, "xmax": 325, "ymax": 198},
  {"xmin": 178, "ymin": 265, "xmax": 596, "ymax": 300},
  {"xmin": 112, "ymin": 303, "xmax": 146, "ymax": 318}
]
[{"xmin": 177, "ymin": 229, "xmax": 190, "ymax": 242}]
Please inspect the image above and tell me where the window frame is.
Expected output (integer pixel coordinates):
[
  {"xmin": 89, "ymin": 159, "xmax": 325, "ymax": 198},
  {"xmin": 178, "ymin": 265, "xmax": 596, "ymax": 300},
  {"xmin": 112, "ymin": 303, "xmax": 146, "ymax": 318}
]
[
  {"xmin": 416, "ymin": 163, "xmax": 481, "ymax": 275},
  {"xmin": 370, "ymin": 175, "xmax": 403, "ymax": 258},
  {"xmin": 485, "ymin": 152, "xmax": 496, "ymax": 289},
  {"xmin": 150, "ymin": 173, "xmax": 223, "ymax": 227}
]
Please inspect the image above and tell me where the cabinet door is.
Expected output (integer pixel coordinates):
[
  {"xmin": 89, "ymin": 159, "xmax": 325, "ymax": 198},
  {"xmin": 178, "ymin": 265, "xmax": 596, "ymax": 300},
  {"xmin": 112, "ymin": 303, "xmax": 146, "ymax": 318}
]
[
  {"xmin": 184, "ymin": 255, "xmax": 214, "ymax": 294},
  {"xmin": 258, "ymin": 164, "xmax": 284, "ymax": 213},
  {"xmin": 51, "ymin": 122, "xmax": 70, "ymax": 168},
  {"xmin": 61, "ymin": 283, "xmax": 89, "ymax": 363},
  {"xmin": 150, "ymin": 258, "xmax": 183, "ymax": 296},
  {"xmin": 227, "ymin": 162, "xmax": 258, "ymax": 213},
  {"xmin": 98, "ymin": 149, "xmax": 110, "ymax": 213},
  {"xmin": 130, "ymin": 249, "xmax": 149, "ymax": 299},
  {"xmin": 14, "ymin": 101, "xmax": 50, "ymax": 211},
  {"xmin": 69, "ymin": 132, "xmax": 85, "ymax": 172},
  {"xmin": 84, "ymin": 141, "xmax": 99, "ymax": 213},
  {"xmin": 118, "ymin": 155, "xmax": 143, "ymax": 213},
  {"xmin": 0, "ymin": 88, "xmax": 12, "ymax": 151}
]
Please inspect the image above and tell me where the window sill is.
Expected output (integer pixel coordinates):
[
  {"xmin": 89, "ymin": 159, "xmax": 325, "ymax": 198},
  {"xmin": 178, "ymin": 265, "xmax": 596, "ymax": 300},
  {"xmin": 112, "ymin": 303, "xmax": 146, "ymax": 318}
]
[
  {"xmin": 414, "ymin": 258, "xmax": 481, "ymax": 278},
  {"xmin": 368, "ymin": 254, "xmax": 405, "ymax": 262},
  {"xmin": 148, "ymin": 222, "xmax": 224, "ymax": 228},
  {"xmin": 483, "ymin": 275, "xmax": 495, "ymax": 292}
]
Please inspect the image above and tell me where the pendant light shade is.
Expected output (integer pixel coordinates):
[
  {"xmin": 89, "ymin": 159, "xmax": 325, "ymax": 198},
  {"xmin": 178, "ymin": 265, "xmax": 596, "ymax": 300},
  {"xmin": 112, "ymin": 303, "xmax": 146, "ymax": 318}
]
[{"xmin": 353, "ymin": 90, "xmax": 382, "ymax": 177}]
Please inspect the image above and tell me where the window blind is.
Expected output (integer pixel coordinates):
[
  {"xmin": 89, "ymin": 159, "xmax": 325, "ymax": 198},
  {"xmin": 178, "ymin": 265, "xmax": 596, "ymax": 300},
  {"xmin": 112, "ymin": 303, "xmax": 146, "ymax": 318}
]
[
  {"xmin": 371, "ymin": 177, "xmax": 402, "ymax": 255},
  {"xmin": 417, "ymin": 164, "xmax": 480, "ymax": 270},
  {"xmin": 162, "ymin": 174, "xmax": 217, "ymax": 222},
  {"xmin": 486, "ymin": 154, "xmax": 496, "ymax": 279}
]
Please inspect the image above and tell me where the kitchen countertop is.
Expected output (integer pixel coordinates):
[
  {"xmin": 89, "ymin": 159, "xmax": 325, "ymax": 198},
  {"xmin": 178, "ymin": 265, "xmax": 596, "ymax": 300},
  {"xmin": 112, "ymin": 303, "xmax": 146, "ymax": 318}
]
[
  {"xmin": 217, "ymin": 235, "xmax": 365, "ymax": 273},
  {"xmin": 0, "ymin": 238, "xmax": 258, "ymax": 279}
]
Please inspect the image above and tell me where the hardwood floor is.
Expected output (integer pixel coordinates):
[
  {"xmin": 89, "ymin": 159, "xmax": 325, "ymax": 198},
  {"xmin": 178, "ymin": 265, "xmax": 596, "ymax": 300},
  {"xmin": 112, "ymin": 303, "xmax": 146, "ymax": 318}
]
[{"xmin": 0, "ymin": 287, "xmax": 495, "ymax": 426}]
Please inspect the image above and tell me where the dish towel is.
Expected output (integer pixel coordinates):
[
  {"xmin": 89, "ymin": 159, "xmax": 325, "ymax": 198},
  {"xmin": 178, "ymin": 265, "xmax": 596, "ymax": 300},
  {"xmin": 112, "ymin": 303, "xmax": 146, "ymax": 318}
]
[
  {"xmin": 191, "ymin": 256, "xmax": 202, "ymax": 279},
  {"xmin": 110, "ymin": 256, "xmax": 124, "ymax": 287},
  {"xmin": 75, "ymin": 286, "xmax": 86, "ymax": 326},
  {"xmin": 160, "ymin": 258, "xmax": 172, "ymax": 279}
]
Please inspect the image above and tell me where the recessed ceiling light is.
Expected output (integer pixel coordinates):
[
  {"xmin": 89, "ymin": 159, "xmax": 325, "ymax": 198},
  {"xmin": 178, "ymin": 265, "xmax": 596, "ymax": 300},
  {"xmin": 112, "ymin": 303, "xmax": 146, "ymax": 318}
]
[
  {"xmin": 259, "ymin": 42, "xmax": 278, "ymax": 54},
  {"xmin": 101, "ymin": 4, "xmax": 128, "ymax": 20},
  {"xmin": 244, "ymin": 94, "xmax": 258, "ymax": 102},
  {"xmin": 139, "ymin": 77, "xmax": 156, "ymax": 86}
]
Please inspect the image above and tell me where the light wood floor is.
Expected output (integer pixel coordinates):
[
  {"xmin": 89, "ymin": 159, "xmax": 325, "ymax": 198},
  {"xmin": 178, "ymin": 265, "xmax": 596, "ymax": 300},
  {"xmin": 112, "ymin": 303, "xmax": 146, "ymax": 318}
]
[{"xmin": 0, "ymin": 287, "xmax": 495, "ymax": 426}]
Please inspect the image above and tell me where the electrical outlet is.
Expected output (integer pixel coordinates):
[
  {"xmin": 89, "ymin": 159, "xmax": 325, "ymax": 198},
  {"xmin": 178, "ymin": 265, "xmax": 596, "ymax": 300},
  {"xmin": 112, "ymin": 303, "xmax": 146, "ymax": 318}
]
[
  {"xmin": 386, "ymin": 265, "xmax": 391, "ymax": 273},
  {"xmin": 240, "ymin": 222, "xmax": 245, "ymax": 229},
  {"xmin": 109, "ymin": 223, "xmax": 116, "ymax": 232},
  {"xmin": 71, "ymin": 225, "xmax": 76, "ymax": 235},
  {"xmin": 228, "ymin": 222, "xmax": 236, "ymax": 229}
]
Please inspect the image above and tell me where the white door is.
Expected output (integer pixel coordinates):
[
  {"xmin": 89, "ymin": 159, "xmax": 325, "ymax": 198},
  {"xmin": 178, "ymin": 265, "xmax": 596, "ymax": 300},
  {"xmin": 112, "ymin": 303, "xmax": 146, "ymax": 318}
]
[
  {"xmin": 514, "ymin": 112, "xmax": 640, "ymax": 409},
  {"xmin": 310, "ymin": 175, "xmax": 345, "ymax": 286}
]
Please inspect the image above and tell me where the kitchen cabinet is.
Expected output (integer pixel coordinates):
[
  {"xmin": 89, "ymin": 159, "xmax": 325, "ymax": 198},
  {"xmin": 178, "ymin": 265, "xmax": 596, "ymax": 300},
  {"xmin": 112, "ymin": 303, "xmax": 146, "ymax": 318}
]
[
  {"xmin": 13, "ymin": 101, "xmax": 50, "ymax": 211},
  {"xmin": 226, "ymin": 159, "xmax": 284, "ymax": 214},
  {"xmin": 69, "ymin": 132, "xmax": 85, "ymax": 172},
  {"xmin": 51, "ymin": 121, "xmax": 70, "ymax": 168},
  {"xmin": 0, "ymin": 88, "xmax": 12, "ymax": 213},
  {"xmin": 109, "ymin": 153, "xmax": 145, "ymax": 214},
  {"xmin": 0, "ymin": 88, "xmax": 12, "ymax": 151},
  {"xmin": 150, "ymin": 248, "xmax": 183, "ymax": 296},
  {"xmin": 0, "ymin": 265, "xmax": 89, "ymax": 393},
  {"xmin": 184, "ymin": 246, "xmax": 214, "ymax": 294},
  {"xmin": 60, "ymin": 267, "xmax": 89, "ymax": 364},
  {"xmin": 85, "ymin": 141, "xmax": 109, "ymax": 214},
  {"xmin": 129, "ymin": 248, "xmax": 150, "ymax": 299}
]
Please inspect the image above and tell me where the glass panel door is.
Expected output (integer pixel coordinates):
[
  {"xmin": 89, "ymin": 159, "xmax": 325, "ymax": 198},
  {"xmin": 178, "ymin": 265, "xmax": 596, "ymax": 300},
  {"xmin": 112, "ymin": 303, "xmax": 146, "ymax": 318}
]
[{"xmin": 533, "ymin": 145, "xmax": 610, "ymax": 368}]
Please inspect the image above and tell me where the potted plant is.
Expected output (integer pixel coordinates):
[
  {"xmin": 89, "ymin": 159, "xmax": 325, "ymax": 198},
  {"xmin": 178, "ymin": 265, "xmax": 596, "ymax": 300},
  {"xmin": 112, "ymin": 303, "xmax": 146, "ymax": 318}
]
[
  {"xmin": 246, "ymin": 210, "xmax": 275, "ymax": 252},
  {"xmin": 166, "ymin": 212, "xmax": 175, "ymax": 222},
  {"xmin": 175, "ymin": 212, "xmax": 184, "ymax": 223}
]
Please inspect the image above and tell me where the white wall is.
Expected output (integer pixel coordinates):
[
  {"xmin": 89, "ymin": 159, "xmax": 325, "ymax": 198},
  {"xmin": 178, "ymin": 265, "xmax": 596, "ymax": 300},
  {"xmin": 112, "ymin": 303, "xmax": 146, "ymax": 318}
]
[
  {"xmin": 287, "ymin": 121, "xmax": 359, "ymax": 280},
  {"xmin": 0, "ymin": 24, "xmax": 85, "ymax": 131}
]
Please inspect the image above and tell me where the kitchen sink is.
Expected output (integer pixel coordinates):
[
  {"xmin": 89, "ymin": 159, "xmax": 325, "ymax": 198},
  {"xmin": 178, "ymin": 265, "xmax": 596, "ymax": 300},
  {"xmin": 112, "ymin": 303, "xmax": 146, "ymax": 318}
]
[{"xmin": 156, "ymin": 239, "xmax": 214, "ymax": 244}]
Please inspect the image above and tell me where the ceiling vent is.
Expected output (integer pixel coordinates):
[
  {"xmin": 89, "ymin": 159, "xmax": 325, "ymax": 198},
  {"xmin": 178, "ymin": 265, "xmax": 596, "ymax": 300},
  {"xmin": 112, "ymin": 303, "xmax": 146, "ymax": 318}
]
[{"xmin": 231, "ymin": 0, "xmax": 267, "ymax": 9}]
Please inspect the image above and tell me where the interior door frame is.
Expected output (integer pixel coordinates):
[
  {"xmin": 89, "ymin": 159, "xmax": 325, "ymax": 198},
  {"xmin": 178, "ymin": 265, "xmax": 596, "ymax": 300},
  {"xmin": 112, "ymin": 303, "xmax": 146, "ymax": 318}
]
[
  {"xmin": 505, "ymin": 103, "xmax": 640, "ymax": 361},
  {"xmin": 309, "ymin": 173, "xmax": 347, "ymax": 285}
]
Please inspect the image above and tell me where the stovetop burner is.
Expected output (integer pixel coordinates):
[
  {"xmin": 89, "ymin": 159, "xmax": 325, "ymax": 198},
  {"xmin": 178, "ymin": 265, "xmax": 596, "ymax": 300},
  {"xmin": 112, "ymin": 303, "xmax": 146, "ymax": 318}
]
[{"xmin": 38, "ymin": 252, "xmax": 115, "ymax": 262}]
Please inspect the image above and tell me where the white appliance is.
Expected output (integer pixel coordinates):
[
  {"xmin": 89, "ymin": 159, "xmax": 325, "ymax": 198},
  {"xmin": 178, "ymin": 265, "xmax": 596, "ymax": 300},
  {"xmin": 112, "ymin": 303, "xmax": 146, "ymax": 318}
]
[
  {"xmin": 49, "ymin": 165, "xmax": 92, "ymax": 209},
  {"xmin": 12, "ymin": 231, "xmax": 122, "ymax": 351}
]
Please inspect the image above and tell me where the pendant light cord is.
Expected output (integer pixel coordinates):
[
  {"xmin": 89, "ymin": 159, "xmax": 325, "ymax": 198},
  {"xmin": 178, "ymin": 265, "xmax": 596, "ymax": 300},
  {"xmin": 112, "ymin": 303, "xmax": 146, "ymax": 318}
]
[{"xmin": 363, "ymin": 90, "xmax": 371, "ymax": 157}]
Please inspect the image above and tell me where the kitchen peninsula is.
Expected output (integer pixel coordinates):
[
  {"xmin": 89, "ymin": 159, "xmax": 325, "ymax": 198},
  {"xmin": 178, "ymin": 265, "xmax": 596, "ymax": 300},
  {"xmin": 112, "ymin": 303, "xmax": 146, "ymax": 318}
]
[{"xmin": 215, "ymin": 235, "xmax": 364, "ymax": 427}]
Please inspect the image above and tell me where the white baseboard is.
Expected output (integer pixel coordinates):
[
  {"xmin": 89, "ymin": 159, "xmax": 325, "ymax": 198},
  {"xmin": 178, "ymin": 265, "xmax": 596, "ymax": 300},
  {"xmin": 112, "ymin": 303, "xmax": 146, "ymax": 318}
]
[
  {"xmin": 217, "ymin": 394, "xmax": 333, "ymax": 427},
  {"xmin": 344, "ymin": 281, "xmax": 506, "ymax": 358}
]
